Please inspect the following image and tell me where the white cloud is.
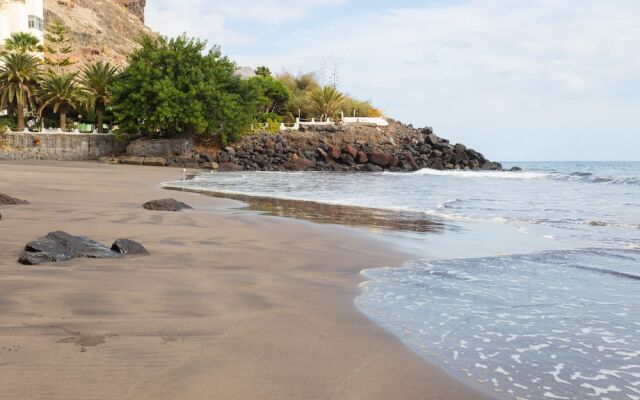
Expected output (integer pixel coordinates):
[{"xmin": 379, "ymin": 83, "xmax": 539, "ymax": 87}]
[{"xmin": 146, "ymin": 0, "xmax": 347, "ymax": 46}]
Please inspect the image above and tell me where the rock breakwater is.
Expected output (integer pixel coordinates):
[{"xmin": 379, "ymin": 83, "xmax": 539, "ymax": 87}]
[{"xmin": 215, "ymin": 121, "xmax": 502, "ymax": 172}]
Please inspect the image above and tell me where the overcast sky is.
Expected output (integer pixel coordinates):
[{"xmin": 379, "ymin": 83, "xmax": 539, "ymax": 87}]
[{"xmin": 146, "ymin": 0, "xmax": 640, "ymax": 161}]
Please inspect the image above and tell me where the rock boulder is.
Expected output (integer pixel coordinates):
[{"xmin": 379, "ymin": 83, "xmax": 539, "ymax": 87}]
[
  {"xmin": 142, "ymin": 199, "xmax": 193, "ymax": 212},
  {"xmin": 111, "ymin": 239, "xmax": 149, "ymax": 255},
  {"xmin": 0, "ymin": 193, "xmax": 28, "ymax": 205},
  {"xmin": 18, "ymin": 231, "xmax": 122, "ymax": 265}
]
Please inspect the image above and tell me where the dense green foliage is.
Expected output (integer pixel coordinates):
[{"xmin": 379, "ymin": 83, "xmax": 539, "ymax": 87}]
[
  {"xmin": 274, "ymin": 71, "xmax": 378, "ymax": 121},
  {"xmin": 0, "ymin": 29, "xmax": 381, "ymax": 141},
  {"xmin": 0, "ymin": 115, "xmax": 17, "ymax": 130},
  {"xmin": 248, "ymin": 75, "xmax": 290, "ymax": 117},
  {"xmin": 112, "ymin": 34, "xmax": 262, "ymax": 143}
]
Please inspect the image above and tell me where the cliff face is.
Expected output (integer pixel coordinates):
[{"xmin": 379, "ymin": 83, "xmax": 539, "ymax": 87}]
[
  {"xmin": 115, "ymin": 0, "xmax": 146, "ymax": 22},
  {"xmin": 43, "ymin": 0, "xmax": 153, "ymax": 68}
]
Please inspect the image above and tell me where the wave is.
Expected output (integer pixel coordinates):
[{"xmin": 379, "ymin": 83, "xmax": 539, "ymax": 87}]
[
  {"xmin": 548, "ymin": 173, "xmax": 640, "ymax": 186},
  {"xmin": 409, "ymin": 168, "xmax": 640, "ymax": 186},
  {"xmin": 409, "ymin": 168, "xmax": 549, "ymax": 179}
]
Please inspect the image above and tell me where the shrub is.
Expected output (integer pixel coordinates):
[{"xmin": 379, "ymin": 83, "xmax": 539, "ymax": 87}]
[
  {"xmin": 0, "ymin": 115, "xmax": 17, "ymax": 130},
  {"xmin": 112, "ymin": 34, "xmax": 262, "ymax": 144}
]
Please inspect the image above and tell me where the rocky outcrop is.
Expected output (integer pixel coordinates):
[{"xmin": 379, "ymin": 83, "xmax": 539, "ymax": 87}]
[
  {"xmin": 211, "ymin": 121, "xmax": 501, "ymax": 172},
  {"xmin": 44, "ymin": 0, "xmax": 154, "ymax": 68},
  {"xmin": 142, "ymin": 199, "xmax": 193, "ymax": 212},
  {"xmin": 115, "ymin": 0, "xmax": 146, "ymax": 22},
  {"xmin": 19, "ymin": 231, "xmax": 120, "ymax": 265}
]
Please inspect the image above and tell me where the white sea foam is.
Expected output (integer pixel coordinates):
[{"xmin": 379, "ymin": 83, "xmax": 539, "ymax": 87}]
[
  {"xmin": 411, "ymin": 168, "xmax": 549, "ymax": 180},
  {"xmin": 357, "ymin": 249, "xmax": 640, "ymax": 400}
]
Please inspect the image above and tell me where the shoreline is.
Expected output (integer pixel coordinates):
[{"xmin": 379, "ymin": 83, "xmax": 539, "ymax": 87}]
[
  {"xmin": 163, "ymin": 185, "xmax": 448, "ymax": 234},
  {"xmin": 0, "ymin": 160, "xmax": 490, "ymax": 400}
]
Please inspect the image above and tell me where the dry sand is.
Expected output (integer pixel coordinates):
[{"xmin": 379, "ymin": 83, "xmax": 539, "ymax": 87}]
[{"xmin": 0, "ymin": 161, "xmax": 489, "ymax": 400}]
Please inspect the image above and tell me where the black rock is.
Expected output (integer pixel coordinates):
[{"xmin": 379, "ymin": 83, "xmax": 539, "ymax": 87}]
[
  {"xmin": 364, "ymin": 163, "xmax": 383, "ymax": 172},
  {"xmin": 510, "ymin": 166, "xmax": 523, "ymax": 171},
  {"xmin": 425, "ymin": 133, "xmax": 441, "ymax": 146},
  {"xmin": 0, "ymin": 193, "xmax": 28, "ymax": 205},
  {"xmin": 111, "ymin": 239, "xmax": 150, "ymax": 256},
  {"xmin": 454, "ymin": 143, "xmax": 470, "ymax": 163},
  {"xmin": 142, "ymin": 199, "xmax": 193, "ymax": 212},
  {"xmin": 19, "ymin": 231, "xmax": 121, "ymax": 265},
  {"xmin": 481, "ymin": 161, "xmax": 503, "ymax": 171},
  {"xmin": 199, "ymin": 153, "xmax": 213, "ymax": 163}
]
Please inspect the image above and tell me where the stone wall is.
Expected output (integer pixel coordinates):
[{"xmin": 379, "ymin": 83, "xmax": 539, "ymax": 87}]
[
  {"xmin": 126, "ymin": 138, "xmax": 194, "ymax": 157},
  {"xmin": 0, "ymin": 131, "xmax": 127, "ymax": 160}
]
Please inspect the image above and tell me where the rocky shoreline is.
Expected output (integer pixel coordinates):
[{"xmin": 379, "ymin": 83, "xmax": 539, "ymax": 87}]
[{"xmin": 111, "ymin": 121, "xmax": 506, "ymax": 172}]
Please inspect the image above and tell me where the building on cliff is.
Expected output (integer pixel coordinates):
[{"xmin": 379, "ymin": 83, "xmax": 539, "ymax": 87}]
[{"xmin": 0, "ymin": 0, "xmax": 44, "ymax": 47}]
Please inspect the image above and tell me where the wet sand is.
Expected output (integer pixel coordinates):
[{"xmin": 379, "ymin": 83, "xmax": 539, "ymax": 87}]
[{"xmin": 0, "ymin": 161, "xmax": 489, "ymax": 400}]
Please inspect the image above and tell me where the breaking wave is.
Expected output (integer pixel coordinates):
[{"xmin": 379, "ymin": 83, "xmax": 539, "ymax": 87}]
[{"xmin": 411, "ymin": 168, "xmax": 640, "ymax": 186}]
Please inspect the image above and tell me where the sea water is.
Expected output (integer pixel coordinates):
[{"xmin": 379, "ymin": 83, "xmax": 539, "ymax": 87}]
[{"xmin": 166, "ymin": 162, "xmax": 640, "ymax": 400}]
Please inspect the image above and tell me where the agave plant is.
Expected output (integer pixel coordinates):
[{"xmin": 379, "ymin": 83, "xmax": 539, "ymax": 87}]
[
  {"xmin": 307, "ymin": 86, "xmax": 345, "ymax": 118},
  {"xmin": 4, "ymin": 32, "xmax": 44, "ymax": 54},
  {"xmin": 37, "ymin": 73, "xmax": 84, "ymax": 131},
  {"xmin": 78, "ymin": 62, "xmax": 120, "ymax": 132},
  {"xmin": 0, "ymin": 53, "xmax": 42, "ymax": 130}
]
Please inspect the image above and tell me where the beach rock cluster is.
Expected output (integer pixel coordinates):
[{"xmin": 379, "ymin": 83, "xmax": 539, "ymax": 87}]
[
  {"xmin": 18, "ymin": 231, "xmax": 148, "ymax": 265},
  {"xmin": 114, "ymin": 121, "xmax": 502, "ymax": 172},
  {"xmin": 213, "ymin": 122, "xmax": 502, "ymax": 172}
]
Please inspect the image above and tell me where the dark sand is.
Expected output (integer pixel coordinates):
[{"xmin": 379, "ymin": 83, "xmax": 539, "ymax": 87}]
[{"xmin": 0, "ymin": 161, "xmax": 489, "ymax": 400}]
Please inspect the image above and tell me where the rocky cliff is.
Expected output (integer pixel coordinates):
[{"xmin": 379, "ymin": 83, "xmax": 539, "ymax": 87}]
[{"xmin": 43, "ymin": 0, "xmax": 153, "ymax": 68}]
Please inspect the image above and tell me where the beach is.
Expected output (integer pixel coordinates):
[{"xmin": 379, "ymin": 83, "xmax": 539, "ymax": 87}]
[{"xmin": 0, "ymin": 161, "xmax": 488, "ymax": 400}]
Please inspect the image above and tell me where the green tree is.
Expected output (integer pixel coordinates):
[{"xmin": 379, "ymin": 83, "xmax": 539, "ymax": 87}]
[
  {"xmin": 44, "ymin": 21, "xmax": 75, "ymax": 73},
  {"xmin": 78, "ymin": 62, "xmax": 120, "ymax": 132},
  {"xmin": 307, "ymin": 86, "xmax": 345, "ymax": 118},
  {"xmin": 4, "ymin": 32, "xmax": 43, "ymax": 54},
  {"xmin": 248, "ymin": 75, "xmax": 290, "ymax": 115},
  {"xmin": 112, "ymin": 34, "xmax": 262, "ymax": 143},
  {"xmin": 276, "ymin": 71, "xmax": 321, "ymax": 119},
  {"xmin": 37, "ymin": 73, "xmax": 84, "ymax": 130},
  {"xmin": 0, "ymin": 53, "xmax": 42, "ymax": 130},
  {"xmin": 255, "ymin": 65, "xmax": 272, "ymax": 77}
]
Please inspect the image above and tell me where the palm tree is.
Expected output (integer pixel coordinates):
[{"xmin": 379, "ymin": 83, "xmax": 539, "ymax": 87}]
[
  {"xmin": 307, "ymin": 86, "xmax": 345, "ymax": 119},
  {"xmin": 78, "ymin": 62, "xmax": 120, "ymax": 132},
  {"xmin": 4, "ymin": 32, "xmax": 44, "ymax": 54},
  {"xmin": 0, "ymin": 53, "xmax": 42, "ymax": 130},
  {"xmin": 37, "ymin": 73, "xmax": 84, "ymax": 131}
]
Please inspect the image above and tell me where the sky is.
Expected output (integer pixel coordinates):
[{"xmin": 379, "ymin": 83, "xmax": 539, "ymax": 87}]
[{"xmin": 146, "ymin": 0, "xmax": 640, "ymax": 161}]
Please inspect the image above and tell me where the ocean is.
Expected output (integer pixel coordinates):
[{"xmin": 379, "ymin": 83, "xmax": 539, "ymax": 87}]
[{"xmin": 165, "ymin": 161, "xmax": 640, "ymax": 400}]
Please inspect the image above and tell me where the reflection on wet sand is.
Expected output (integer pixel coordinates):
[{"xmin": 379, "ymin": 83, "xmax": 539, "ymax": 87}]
[{"xmin": 166, "ymin": 187, "xmax": 446, "ymax": 234}]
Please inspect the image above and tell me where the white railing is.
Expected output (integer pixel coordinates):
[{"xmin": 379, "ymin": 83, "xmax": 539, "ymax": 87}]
[
  {"xmin": 340, "ymin": 112, "xmax": 389, "ymax": 127},
  {"xmin": 3, "ymin": 127, "xmax": 115, "ymax": 136}
]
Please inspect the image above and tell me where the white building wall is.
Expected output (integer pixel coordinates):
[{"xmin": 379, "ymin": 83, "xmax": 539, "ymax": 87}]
[
  {"xmin": 25, "ymin": 0, "xmax": 43, "ymax": 43},
  {"xmin": 0, "ymin": 12, "xmax": 10, "ymax": 44},
  {"xmin": 0, "ymin": 0, "xmax": 44, "ymax": 46}
]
